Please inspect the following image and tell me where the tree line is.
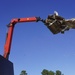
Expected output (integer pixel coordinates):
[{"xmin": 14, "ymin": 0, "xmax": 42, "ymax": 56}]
[{"xmin": 20, "ymin": 69, "xmax": 64, "ymax": 75}]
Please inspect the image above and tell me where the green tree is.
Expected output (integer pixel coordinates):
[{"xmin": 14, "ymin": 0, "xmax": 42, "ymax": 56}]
[
  {"xmin": 56, "ymin": 70, "xmax": 61, "ymax": 75},
  {"xmin": 41, "ymin": 69, "xmax": 49, "ymax": 75},
  {"xmin": 41, "ymin": 69, "xmax": 55, "ymax": 75},
  {"xmin": 49, "ymin": 71, "xmax": 55, "ymax": 75},
  {"xmin": 20, "ymin": 70, "xmax": 27, "ymax": 75}
]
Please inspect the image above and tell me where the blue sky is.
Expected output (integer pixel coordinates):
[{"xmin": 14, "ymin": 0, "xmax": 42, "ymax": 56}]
[{"xmin": 0, "ymin": 0, "xmax": 75, "ymax": 75}]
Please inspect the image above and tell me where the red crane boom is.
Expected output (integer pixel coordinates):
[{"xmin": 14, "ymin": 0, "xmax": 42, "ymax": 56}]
[{"xmin": 3, "ymin": 13, "xmax": 69, "ymax": 59}]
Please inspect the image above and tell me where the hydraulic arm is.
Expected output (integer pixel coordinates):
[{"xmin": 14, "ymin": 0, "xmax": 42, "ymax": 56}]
[
  {"xmin": 3, "ymin": 17, "xmax": 42, "ymax": 59},
  {"xmin": 3, "ymin": 12, "xmax": 75, "ymax": 59}
]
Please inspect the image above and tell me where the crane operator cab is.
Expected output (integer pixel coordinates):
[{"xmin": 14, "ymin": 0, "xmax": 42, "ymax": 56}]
[{"xmin": 43, "ymin": 11, "xmax": 75, "ymax": 34}]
